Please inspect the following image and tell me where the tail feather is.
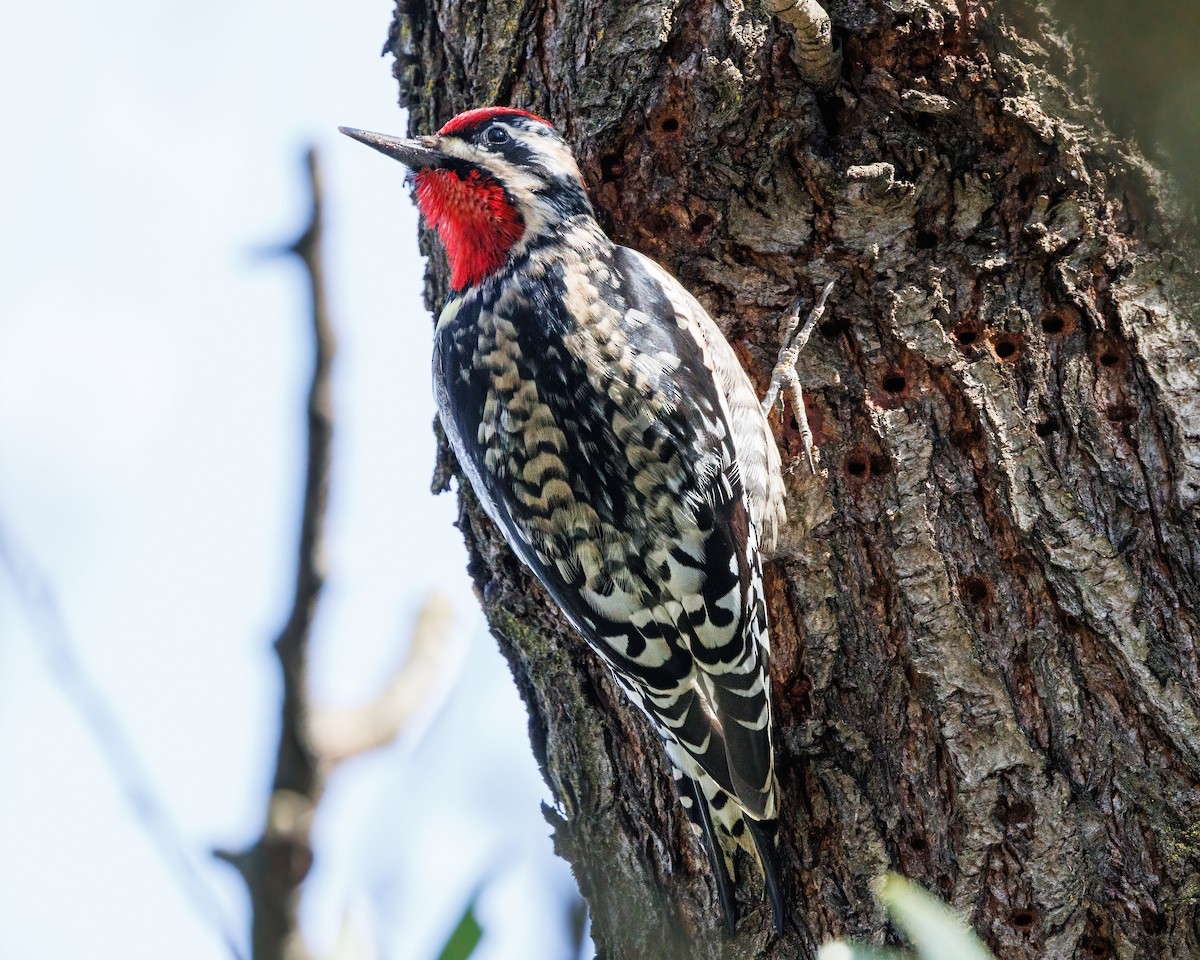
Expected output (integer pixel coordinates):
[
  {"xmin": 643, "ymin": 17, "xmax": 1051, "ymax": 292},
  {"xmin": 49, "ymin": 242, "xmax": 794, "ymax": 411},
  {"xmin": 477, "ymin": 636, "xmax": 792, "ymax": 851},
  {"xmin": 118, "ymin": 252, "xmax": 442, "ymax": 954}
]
[
  {"xmin": 680, "ymin": 774, "xmax": 737, "ymax": 933},
  {"xmin": 673, "ymin": 767, "xmax": 786, "ymax": 935},
  {"xmin": 746, "ymin": 815, "xmax": 787, "ymax": 936}
]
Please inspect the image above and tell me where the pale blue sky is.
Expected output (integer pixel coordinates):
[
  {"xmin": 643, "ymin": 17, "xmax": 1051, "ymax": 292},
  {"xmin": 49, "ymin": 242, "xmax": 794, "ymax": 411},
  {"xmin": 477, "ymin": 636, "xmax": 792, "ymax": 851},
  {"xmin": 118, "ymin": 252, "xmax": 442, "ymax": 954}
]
[{"xmin": 0, "ymin": 2, "xmax": 577, "ymax": 958}]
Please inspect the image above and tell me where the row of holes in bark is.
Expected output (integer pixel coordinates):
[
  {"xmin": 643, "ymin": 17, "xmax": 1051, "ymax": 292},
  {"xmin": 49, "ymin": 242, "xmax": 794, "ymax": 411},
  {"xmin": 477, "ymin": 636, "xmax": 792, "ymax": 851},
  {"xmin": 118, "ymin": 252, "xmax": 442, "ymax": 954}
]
[
  {"xmin": 952, "ymin": 325, "xmax": 1025, "ymax": 361},
  {"xmin": 818, "ymin": 308, "xmax": 1124, "ymax": 369},
  {"xmin": 1033, "ymin": 403, "xmax": 1138, "ymax": 438},
  {"xmin": 598, "ymin": 117, "xmax": 682, "ymax": 183},
  {"xmin": 845, "ymin": 373, "xmax": 1132, "ymax": 473},
  {"xmin": 953, "ymin": 321, "xmax": 1127, "ymax": 370},
  {"xmin": 819, "ymin": 329, "xmax": 1125, "ymax": 443},
  {"xmin": 996, "ymin": 906, "xmax": 1169, "ymax": 940},
  {"xmin": 816, "ymin": 314, "xmax": 1134, "ymax": 473},
  {"xmin": 841, "ymin": 406, "xmax": 1132, "ymax": 477},
  {"xmin": 843, "ymin": 449, "xmax": 892, "ymax": 480}
]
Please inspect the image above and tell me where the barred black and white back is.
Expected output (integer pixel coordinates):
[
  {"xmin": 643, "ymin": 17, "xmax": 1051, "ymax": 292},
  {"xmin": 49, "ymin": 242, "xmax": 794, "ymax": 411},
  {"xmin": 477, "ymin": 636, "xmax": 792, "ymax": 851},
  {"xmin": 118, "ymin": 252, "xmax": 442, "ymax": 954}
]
[{"xmin": 365, "ymin": 109, "xmax": 788, "ymax": 932}]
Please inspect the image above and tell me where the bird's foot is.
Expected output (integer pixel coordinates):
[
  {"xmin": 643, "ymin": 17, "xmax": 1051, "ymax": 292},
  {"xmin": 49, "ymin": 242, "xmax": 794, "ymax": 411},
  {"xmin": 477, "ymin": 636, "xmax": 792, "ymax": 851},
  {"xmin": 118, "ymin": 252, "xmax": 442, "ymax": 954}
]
[{"xmin": 761, "ymin": 281, "xmax": 834, "ymax": 473}]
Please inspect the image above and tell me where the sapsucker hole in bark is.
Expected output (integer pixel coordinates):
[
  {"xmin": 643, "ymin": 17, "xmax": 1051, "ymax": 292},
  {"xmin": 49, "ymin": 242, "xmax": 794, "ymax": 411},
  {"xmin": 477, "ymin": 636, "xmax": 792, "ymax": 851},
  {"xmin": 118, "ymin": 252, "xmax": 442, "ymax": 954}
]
[
  {"xmin": 842, "ymin": 449, "xmax": 890, "ymax": 480},
  {"xmin": 820, "ymin": 315, "xmax": 852, "ymax": 339},
  {"xmin": 1012, "ymin": 908, "xmax": 1037, "ymax": 929},
  {"xmin": 953, "ymin": 324, "xmax": 979, "ymax": 347},
  {"xmin": 690, "ymin": 213, "xmax": 714, "ymax": 236},
  {"xmin": 1041, "ymin": 312, "xmax": 1068, "ymax": 335},
  {"xmin": 1034, "ymin": 418, "xmax": 1059, "ymax": 438},
  {"xmin": 914, "ymin": 229, "xmax": 937, "ymax": 250},
  {"xmin": 660, "ymin": 116, "xmax": 679, "ymax": 133},
  {"xmin": 1081, "ymin": 932, "xmax": 1116, "ymax": 959},
  {"xmin": 1048, "ymin": 305, "xmax": 1082, "ymax": 335},
  {"xmin": 961, "ymin": 575, "xmax": 990, "ymax": 606},
  {"xmin": 1094, "ymin": 338, "xmax": 1128, "ymax": 374},
  {"xmin": 845, "ymin": 450, "xmax": 871, "ymax": 479},
  {"xmin": 1000, "ymin": 797, "xmax": 1035, "ymax": 829},
  {"xmin": 992, "ymin": 333, "xmax": 1023, "ymax": 361},
  {"xmin": 882, "ymin": 372, "xmax": 907, "ymax": 394},
  {"xmin": 1093, "ymin": 336, "xmax": 1128, "ymax": 372},
  {"xmin": 909, "ymin": 834, "xmax": 927, "ymax": 851},
  {"xmin": 600, "ymin": 154, "xmax": 624, "ymax": 183},
  {"xmin": 1106, "ymin": 404, "xmax": 1138, "ymax": 423}
]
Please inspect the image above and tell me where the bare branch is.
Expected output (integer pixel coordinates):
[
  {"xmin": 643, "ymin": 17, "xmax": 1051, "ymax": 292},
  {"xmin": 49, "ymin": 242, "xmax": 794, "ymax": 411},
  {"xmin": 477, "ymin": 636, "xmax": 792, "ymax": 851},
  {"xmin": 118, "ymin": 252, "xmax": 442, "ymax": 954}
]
[
  {"xmin": 221, "ymin": 147, "xmax": 335, "ymax": 960},
  {"xmin": 309, "ymin": 593, "xmax": 461, "ymax": 768},
  {"xmin": 224, "ymin": 146, "xmax": 464, "ymax": 960},
  {"xmin": 766, "ymin": 0, "xmax": 841, "ymax": 93}
]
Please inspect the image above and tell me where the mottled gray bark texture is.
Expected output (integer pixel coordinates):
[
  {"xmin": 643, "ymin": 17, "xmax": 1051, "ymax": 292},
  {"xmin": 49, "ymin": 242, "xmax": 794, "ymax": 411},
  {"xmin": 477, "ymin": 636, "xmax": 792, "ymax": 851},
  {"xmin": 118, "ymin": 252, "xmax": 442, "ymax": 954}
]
[{"xmin": 387, "ymin": 1, "xmax": 1200, "ymax": 957}]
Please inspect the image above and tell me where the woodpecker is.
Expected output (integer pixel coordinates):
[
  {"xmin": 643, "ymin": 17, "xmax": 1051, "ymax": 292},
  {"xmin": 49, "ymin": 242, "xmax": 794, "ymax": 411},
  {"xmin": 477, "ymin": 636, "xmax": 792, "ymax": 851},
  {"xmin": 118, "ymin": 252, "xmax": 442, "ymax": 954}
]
[{"xmin": 340, "ymin": 107, "xmax": 789, "ymax": 934}]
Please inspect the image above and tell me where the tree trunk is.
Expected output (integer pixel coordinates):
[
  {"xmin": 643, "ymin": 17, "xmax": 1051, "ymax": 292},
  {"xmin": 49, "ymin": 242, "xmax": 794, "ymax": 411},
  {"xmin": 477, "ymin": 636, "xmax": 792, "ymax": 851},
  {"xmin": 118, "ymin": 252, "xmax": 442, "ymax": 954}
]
[{"xmin": 388, "ymin": 1, "xmax": 1200, "ymax": 957}]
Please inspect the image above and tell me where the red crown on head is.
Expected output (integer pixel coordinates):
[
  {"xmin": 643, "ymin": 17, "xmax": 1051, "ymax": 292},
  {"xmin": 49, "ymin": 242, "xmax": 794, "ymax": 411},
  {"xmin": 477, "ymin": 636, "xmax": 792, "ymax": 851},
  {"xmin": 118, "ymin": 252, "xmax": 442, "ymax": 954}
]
[{"xmin": 438, "ymin": 106, "xmax": 553, "ymax": 137}]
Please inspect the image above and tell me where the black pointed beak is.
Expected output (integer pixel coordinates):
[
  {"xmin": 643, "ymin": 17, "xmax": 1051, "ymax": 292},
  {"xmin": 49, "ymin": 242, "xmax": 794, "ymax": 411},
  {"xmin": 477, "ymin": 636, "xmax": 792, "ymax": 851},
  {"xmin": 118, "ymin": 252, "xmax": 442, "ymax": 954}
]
[{"xmin": 337, "ymin": 126, "xmax": 443, "ymax": 169}]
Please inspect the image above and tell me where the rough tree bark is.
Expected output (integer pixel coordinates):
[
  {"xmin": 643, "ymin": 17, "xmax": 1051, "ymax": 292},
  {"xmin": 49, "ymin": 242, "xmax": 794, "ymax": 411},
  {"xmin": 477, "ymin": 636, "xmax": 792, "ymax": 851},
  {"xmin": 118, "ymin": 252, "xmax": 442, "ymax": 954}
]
[{"xmin": 385, "ymin": 1, "xmax": 1200, "ymax": 957}]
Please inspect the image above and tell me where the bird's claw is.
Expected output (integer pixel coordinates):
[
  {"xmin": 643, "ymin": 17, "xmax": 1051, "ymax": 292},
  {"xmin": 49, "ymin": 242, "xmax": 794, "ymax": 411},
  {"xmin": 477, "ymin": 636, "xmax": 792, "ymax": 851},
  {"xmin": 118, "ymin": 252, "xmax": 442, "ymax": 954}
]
[{"xmin": 761, "ymin": 281, "xmax": 834, "ymax": 474}]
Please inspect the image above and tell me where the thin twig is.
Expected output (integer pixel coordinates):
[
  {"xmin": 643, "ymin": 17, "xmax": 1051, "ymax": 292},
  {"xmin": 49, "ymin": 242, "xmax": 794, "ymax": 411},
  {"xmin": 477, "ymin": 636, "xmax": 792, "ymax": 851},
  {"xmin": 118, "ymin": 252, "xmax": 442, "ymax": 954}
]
[
  {"xmin": 308, "ymin": 594, "xmax": 460, "ymax": 769},
  {"xmin": 0, "ymin": 522, "xmax": 248, "ymax": 960}
]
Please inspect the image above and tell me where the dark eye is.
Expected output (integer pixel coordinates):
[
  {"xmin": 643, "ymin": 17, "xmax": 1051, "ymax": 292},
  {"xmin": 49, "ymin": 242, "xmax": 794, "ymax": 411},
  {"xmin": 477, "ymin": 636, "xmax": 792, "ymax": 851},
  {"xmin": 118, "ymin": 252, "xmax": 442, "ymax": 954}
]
[{"xmin": 486, "ymin": 125, "xmax": 510, "ymax": 145}]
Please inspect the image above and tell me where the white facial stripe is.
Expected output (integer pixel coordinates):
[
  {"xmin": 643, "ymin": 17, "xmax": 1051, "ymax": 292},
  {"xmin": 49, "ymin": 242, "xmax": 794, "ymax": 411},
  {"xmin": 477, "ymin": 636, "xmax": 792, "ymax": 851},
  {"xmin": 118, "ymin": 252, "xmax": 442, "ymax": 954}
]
[
  {"xmin": 509, "ymin": 125, "xmax": 583, "ymax": 182},
  {"xmin": 433, "ymin": 121, "xmax": 586, "ymax": 249},
  {"xmin": 435, "ymin": 120, "xmax": 581, "ymax": 181}
]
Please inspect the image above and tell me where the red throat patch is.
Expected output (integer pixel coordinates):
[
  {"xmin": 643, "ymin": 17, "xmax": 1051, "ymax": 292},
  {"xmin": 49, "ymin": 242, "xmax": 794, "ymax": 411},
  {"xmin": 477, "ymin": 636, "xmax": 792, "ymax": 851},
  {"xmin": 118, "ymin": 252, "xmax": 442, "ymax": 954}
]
[{"xmin": 415, "ymin": 168, "xmax": 525, "ymax": 291}]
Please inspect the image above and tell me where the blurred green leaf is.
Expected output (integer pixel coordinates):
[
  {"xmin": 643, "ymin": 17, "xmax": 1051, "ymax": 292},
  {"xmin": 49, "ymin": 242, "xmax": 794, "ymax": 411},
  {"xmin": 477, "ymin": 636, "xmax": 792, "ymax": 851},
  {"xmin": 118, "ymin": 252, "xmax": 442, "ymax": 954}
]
[
  {"xmin": 875, "ymin": 875, "xmax": 996, "ymax": 960},
  {"xmin": 820, "ymin": 874, "xmax": 998, "ymax": 960},
  {"xmin": 817, "ymin": 941, "xmax": 908, "ymax": 960},
  {"xmin": 436, "ymin": 898, "xmax": 483, "ymax": 960}
]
